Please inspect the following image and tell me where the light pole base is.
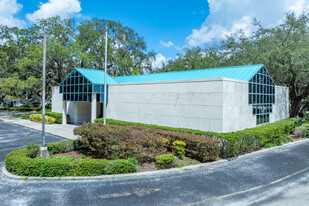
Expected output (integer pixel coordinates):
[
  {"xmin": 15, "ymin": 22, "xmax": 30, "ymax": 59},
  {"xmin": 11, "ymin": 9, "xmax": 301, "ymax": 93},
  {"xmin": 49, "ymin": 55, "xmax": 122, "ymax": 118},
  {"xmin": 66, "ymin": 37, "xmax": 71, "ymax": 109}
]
[{"xmin": 38, "ymin": 147, "xmax": 49, "ymax": 158}]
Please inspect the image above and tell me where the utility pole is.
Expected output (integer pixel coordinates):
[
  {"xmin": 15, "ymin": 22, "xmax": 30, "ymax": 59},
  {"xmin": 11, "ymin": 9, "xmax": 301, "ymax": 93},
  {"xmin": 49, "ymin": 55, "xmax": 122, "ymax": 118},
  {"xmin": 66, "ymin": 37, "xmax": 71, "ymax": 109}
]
[
  {"xmin": 38, "ymin": 33, "xmax": 49, "ymax": 158},
  {"xmin": 103, "ymin": 26, "xmax": 108, "ymax": 125}
]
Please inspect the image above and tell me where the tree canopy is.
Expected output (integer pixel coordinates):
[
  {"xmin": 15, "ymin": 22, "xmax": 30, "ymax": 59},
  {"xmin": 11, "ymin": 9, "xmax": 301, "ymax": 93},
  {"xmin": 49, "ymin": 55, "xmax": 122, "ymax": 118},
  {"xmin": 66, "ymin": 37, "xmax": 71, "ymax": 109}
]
[
  {"xmin": 159, "ymin": 12, "xmax": 309, "ymax": 117},
  {"xmin": 0, "ymin": 16, "xmax": 155, "ymax": 105}
]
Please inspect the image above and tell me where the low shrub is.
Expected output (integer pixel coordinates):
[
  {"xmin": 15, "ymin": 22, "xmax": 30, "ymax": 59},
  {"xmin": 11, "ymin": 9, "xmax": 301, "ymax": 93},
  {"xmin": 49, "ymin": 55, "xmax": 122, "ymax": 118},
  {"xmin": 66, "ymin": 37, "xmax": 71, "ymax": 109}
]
[
  {"xmin": 27, "ymin": 142, "xmax": 40, "ymax": 158},
  {"xmin": 29, "ymin": 114, "xmax": 56, "ymax": 124},
  {"xmin": 74, "ymin": 123, "xmax": 168, "ymax": 163},
  {"xmin": 294, "ymin": 124, "xmax": 309, "ymax": 138},
  {"xmin": 5, "ymin": 141, "xmax": 137, "ymax": 177},
  {"xmin": 105, "ymin": 158, "xmax": 137, "ymax": 174},
  {"xmin": 155, "ymin": 154, "xmax": 177, "ymax": 169},
  {"xmin": 47, "ymin": 140, "xmax": 75, "ymax": 154},
  {"xmin": 95, "ymin": 118, "xmax": 299, "ymax": 157},
  {"xmin": 172, "ymin": 140, "xmax": 186, "ymax": 159}
]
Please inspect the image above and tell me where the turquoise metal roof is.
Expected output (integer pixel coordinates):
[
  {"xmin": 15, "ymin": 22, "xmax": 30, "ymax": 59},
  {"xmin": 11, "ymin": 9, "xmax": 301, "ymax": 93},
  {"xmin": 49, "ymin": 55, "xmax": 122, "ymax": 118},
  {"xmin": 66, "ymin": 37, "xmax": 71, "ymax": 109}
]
[
  {"xmin": 65, "ymin": 64, "xmax": 265, "ymax": 85},
  {"xmin": 115, "ymin": 64, "xmax": 264, "ymax": 83},
  {"xmin": 75, "ymin": 68, "xmax": 118, "ymax": 84}
]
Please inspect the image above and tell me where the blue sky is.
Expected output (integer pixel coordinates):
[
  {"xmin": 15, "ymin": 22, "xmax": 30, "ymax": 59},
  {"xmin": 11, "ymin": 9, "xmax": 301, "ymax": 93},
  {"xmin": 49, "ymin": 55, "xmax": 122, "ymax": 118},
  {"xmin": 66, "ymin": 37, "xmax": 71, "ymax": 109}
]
[
  {"xmin": 78, "ymin": 0, "xmax": 209, "ymax": 59},
  {"xmin": 0, "ymin": 0, "xmax": 308, "ymax": 68},
  {"xmin": 5, "ymin": 0, "xmax": 209, "ymax": 64}
]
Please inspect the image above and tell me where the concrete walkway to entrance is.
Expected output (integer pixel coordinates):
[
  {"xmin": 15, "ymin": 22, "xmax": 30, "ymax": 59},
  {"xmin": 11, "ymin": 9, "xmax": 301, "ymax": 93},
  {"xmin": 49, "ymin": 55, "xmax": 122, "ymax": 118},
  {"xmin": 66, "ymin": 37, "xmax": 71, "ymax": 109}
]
[{"xmin": 0, "ymin": 111, "xmax": 78, "ymax": 140}]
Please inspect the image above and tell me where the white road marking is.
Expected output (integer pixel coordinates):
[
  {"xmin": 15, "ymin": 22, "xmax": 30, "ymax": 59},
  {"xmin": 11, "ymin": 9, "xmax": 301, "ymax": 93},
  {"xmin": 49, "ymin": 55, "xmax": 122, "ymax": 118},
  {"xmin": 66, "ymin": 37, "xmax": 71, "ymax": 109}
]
[
  {"xmin": 99, "ymin": 188, "xmax": 161, "ymax": 199},
  {"xmin": 182, "ymin": 167, "xmax": 309, "ymax": 206}
]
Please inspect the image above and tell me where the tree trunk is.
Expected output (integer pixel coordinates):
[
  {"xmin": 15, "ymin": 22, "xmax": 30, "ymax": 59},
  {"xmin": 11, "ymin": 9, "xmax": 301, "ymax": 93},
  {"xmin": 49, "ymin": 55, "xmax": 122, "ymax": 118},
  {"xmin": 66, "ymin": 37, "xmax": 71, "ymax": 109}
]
[{"xmin": 289, "ymin": 94, "xmax": 302, "ymax": 117}]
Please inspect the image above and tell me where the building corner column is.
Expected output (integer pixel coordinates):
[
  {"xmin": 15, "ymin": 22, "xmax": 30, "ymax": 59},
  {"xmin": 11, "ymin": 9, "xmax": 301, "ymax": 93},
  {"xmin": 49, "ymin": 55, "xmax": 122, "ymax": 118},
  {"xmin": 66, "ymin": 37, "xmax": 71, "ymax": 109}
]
[
  {"xmin": 91, "ymin": 93, "xmax": 97, "ymax": 123},
  {"xmin": 62, "ymin": 101, "xmax": 67, "ymax": 125}
]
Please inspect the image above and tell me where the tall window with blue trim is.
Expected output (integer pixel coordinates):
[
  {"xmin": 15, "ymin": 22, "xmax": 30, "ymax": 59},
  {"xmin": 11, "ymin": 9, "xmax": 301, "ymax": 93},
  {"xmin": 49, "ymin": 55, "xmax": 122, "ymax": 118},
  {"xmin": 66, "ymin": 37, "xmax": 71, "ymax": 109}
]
[{"xmin": 249, "ymin": 67, "xmax": 275, "ymax": 125}]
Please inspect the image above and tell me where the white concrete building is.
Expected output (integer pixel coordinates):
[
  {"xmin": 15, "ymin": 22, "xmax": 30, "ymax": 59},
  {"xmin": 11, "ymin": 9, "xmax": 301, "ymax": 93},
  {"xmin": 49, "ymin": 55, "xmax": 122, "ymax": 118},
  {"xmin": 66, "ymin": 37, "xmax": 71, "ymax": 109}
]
[{"xmin": 52, "ymin": 64, "xmax": 289, "ymax": 133}]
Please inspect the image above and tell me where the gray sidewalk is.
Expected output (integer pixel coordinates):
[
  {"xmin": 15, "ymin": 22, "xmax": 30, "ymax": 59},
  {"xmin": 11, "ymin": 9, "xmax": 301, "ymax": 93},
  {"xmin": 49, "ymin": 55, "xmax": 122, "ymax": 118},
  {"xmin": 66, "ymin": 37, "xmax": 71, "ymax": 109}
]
[{"xmin": 0, "ymin": 113, "xmax": 78, "ymax": 140}]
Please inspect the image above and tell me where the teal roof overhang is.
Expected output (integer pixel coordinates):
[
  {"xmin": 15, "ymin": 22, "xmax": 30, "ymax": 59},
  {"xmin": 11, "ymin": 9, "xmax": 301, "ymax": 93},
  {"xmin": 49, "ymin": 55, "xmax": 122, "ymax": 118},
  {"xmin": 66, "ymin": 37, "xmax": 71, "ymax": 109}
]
[
  {"xmin": 115, "ymin": 64, "xmax": 265, "ymax": 83},
  {"xmin": 74, "ymin": 68, "xmax": 118, "ymax": 84}
]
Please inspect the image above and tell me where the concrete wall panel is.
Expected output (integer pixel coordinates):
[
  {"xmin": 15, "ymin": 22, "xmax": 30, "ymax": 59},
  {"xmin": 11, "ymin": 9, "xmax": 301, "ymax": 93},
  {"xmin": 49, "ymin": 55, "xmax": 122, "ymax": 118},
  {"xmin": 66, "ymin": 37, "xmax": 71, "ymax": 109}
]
[
  {"xmin": 51, "ymin": 86, "xmax": 63, "ymax": 113},
  {"xmin": 106, "ymin": 80, "xmax": 225, "ymax": 132},
  {"xmin": 222, "ymin": 81, "xmax": 256, "ymax": 132},
  {"xmin": 270, "ymin": 86, "xmax": 289, "ymax": 122}
]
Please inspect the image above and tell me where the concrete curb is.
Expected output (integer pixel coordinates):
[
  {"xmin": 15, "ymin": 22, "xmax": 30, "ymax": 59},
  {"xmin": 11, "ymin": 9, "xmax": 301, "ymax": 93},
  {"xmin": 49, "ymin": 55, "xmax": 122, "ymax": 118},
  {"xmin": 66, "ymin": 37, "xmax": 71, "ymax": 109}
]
[{"xmin": 3, "ymin": 138, "xmax": 309, "ymax": 181}]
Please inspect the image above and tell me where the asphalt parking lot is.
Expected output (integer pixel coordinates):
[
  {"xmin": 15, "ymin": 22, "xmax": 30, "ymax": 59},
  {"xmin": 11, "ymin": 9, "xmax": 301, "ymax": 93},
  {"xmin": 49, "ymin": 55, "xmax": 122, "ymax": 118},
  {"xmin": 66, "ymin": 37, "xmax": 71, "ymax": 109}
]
[{"xmin": 1, "ymin": 118, "xmax": 309, "ymax": 206}]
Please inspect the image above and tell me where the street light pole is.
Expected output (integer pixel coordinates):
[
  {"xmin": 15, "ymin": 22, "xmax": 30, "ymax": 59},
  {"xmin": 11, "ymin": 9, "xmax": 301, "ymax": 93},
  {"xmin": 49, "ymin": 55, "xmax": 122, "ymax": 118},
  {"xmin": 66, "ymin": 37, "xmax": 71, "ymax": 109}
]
[
  {"xmin": 42, "ymin": 33, "xmax": 46, "ymax": 147},
  {"xmin": 103, "ymin": 26, "xmax": 108, "ymax": 125},
  {"xmin": 38, "ymin": 33, "xmax": 49, "ymax": 158}
]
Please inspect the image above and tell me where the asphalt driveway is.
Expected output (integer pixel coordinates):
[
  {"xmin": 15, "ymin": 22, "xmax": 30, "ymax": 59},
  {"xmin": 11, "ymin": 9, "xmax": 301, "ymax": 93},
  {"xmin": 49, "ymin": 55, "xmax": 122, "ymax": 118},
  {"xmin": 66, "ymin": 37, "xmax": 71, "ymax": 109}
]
[{"xmin": 1, "ymin": 119, "xmax": 309, "ymax": 206}]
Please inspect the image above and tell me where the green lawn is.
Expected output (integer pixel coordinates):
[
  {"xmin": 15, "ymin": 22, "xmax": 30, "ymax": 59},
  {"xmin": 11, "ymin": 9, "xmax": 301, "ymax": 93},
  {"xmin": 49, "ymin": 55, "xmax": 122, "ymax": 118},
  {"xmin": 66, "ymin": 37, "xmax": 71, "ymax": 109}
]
[{"xmin": 11, "ymin": 114, "xmax": 32, "ymax": 119}]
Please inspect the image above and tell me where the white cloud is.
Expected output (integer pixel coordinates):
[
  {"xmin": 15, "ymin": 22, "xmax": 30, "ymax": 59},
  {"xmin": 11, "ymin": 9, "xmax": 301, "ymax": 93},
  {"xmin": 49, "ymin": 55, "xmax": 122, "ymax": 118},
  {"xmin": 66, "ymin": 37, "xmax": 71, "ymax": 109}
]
[
  {"xmin": 160, "ymin": 40, "xmax": 174, "ymax": 48},
  {"xmin": 160, "ymin": 40, "xmax": 182, "ymax": 50},
  {"xmin": 26, "ymin": 0, "xmax": 82, "ymax": 22},
  {"xmin": 152, "ymin": 53, "xmax": 170, "ymax": 68},
  {"xmin": 186, "ymin": 0, "xmax": 309, "ymax": 46},
  {"xmin": 0, "ymin": 0, "xmax": 25, "ymax": 27}
]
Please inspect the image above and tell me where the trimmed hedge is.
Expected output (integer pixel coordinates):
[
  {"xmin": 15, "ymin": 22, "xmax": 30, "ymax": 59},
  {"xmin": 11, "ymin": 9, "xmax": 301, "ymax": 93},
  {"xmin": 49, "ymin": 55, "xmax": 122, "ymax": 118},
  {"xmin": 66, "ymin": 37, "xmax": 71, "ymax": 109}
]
[
  {"xmin": 94, "ymin": 118, "xmax": 219, "ymax": 136},
  {"xmin": 95, "ymin": 118, "xmax": 299, "ymax": 157},
  {"xmin": 12, "ymin": 112, "xmax": 69, "ymax": 124},
  {"xmin": 216, "ymin": 118, "xmax": 299, "ymax": 157},
  {"xmin": 5, "ymin": 141, "xmax": 137, "ymax": 177},
  {"xmin": 30, "ymin": 114, "xmax": 56, "ymax": 124},
  {"xmin": 0, "ymin": 106, "xmax": 41, "ymax": 111}
]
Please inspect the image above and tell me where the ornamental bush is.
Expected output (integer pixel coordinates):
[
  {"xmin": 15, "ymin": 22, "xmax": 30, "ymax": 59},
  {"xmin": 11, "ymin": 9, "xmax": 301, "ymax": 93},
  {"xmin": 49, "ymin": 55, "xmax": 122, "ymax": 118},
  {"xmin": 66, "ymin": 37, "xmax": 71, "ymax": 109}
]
[
  {"xmin": 155, "ymin": 154, "xmax": 178, "ymax": 169},
  {"xmin": 95, "ymin": 118, "xmax": 299, "ymax": 157},
  {"xmin": 29, "ymin": 114, "xmax": 56, "ymax": 124},
  {"xmin": 5, "ymin": 141, "xmax": 137, "ymax": 177},
  {"xmin": 74, "ymin": 123, "xmax": 168, "ymax": 163},
  {"xmin": 132, "ymin": 127, "xmax": 220, "ymax": 162},
  {"xmin": 172, "ymin": 140, "xmax": 186, "ymax": 159}
]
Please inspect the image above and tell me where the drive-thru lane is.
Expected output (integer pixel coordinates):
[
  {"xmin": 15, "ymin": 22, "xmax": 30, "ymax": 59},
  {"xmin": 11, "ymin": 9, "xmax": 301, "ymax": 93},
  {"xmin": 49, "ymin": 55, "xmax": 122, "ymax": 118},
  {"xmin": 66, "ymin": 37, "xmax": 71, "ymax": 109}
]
[{"xmin": 1, "ymin": 119, "xmax": 309, "ymax": 206}]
